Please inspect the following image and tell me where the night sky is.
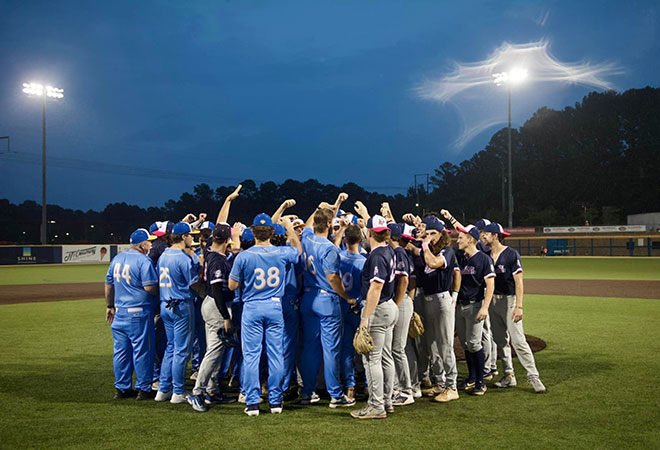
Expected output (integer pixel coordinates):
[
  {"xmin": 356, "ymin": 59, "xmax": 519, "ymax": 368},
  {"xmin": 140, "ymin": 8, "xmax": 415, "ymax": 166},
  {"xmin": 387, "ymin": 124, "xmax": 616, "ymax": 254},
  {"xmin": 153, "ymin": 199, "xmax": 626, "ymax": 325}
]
[{"xmin": 1, "ymin": 0, "xmax": 658, "ymax": 210}]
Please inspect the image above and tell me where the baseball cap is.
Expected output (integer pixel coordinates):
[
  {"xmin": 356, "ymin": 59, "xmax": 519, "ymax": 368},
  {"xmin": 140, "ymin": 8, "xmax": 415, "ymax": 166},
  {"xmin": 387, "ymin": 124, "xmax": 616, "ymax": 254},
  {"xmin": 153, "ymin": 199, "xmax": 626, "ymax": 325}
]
[
  {"xmin": 483, "ymin": 222, "xmax": 511, "ymax": 237},
  {"xmin": 199, "ymin": 221, "xmax": 215, "ymax": 231},
  {"xmin": 423, "ymin": 215, "xmax": 447, "ymax": 232},
  {"xmin": 475, "ymin": 218, "xmax": 492, "ymax": 231},
  {"xmin": 292, "ymin": 218, "xmax": 305, "ymax": 228},
  {"xmin": 457, "ymin": 224, "xmax": 481, "ymax": 242},
  {"xmin": 387, "ymin": 223, "xmax": 404, "ymax": 237},
  {"xmin": 149, "ymin": 221, "xmax": 173, "ymax": 237},
  {"xmin": 212, "ymin": 223, "xmax": 232, "ymax": 241},
  {"xmin": 273, "ymin": 224, "xmax": 286, "ymax": 236},
  {"xmin": 367, "ymin": 215, "xmax": 389, "ymax": 232},
  {"xmin": 332, "ymin": 217, "xmax": 341, "ymax": 228},
  {"xmin": 402, "ymin": 224, "xmax": 416, "ymax": 240},
  {"xmin": 253, "ymin": 213, "xmax": 274, "ymax": 227},
  {"xmin": 345, "ymin": 213, "xmax": 359, "ymax": 225},
  {"xmin": 130, "ymin": 228, "xmax": 157, "ymax": 244},
  {"xmin": 241, "ymin": 228, "xmax": 255, "ymax": 242},
  {"xmin": 336, "ymin": 209, "xmax": 347, "ymax": 217},
  {"xmin": 172, "ymin": 222, "xmax": 200, "ymax": 235}
]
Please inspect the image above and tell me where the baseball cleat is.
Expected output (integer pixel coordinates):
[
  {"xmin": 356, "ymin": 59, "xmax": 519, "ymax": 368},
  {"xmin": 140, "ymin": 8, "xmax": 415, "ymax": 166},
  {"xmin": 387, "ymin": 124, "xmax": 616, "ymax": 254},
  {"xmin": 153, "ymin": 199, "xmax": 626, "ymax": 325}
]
[
  {"xmin": 299, "ymin": 392, "xmax": 320, "ymax": 405},
  {"xmin": 470, "ymin": 384, "xmax": 487, "ymax": 396},
  {"xmin": 494, "ymin": 374, "xmax": 517, "ymax": 388},
  {"xmin": 270, "ymin": 404, "xmax": 283, "ymax": 414},
  {"xmin": 154, "ymin": 390, "xmax": 172, "ymax": 402},
  {"xmin": 432, "ymin": 388, "xmax": 459, "ymax": 403},
  {"xmin": 528, "ymin": 376, "xmax": 547, "ymax": 393},
  {"xmin": 329, "ymin": 395, "xmax": 356, "ymax": 408},
  {"xmin": 420, "ymin": 377, "xmax": 433, "ymax": 389},
  {"xmin": 458, "ymin": 379, "xmax": 476, "ymax": 391},
  {"xmin": 385, "ymin": 403, "xmax": 394, "ymax": 414},
  {"xmin": 205, "ymin": 393, "xmax": 237, "ymax": 405},
  {"xmin": 189, "ymin": 394, "xmax": 208, "ymax": 412},
  {"xmin": 350, "ymin": 405, "xmax": 387, "ymax": 420},
  {"xmin": 170, "ymin": 392, "xmax": 191, "ymax": 404},
  {"xmin": 244, "ymin": 405, "xmax": 260, "ymax": 417},
  {"xmin": 151, "ymin": 380, "xmax": 159, "ymax": 391},
  {"xmin": 346, "ymin": 387, "xmax": 356, "ymax": 401},
  {"xmin": 483, "ymin": 371, "xmax": 494, "ymax": 381},
  {"xmin": 413, "ymin": 387, "xmax": 422, "ymax": 398},
  {"xmin": 136, "ymin": 389, "xmax": 156, "ymax": 401},
  {"xmin": 422, "ymin": 385, "xmax": 445, "ymax": 397},
  {"xmin": 491, "ymin": 369, "xmax": 499, "ymax": 377},
  {"xmin": 391, "ymin": 393, "xmax": 415, "ymax": 406},
  {"xmin": 114, "ymin": 388, "xmax": 137, "ymax": 399}
]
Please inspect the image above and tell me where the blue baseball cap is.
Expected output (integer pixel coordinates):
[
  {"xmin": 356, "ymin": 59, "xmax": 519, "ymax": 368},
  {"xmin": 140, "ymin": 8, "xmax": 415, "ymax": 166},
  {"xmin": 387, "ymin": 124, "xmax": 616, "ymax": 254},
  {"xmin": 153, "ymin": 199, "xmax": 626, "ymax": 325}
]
[
  {"xmin": 130, "ymin": 228, "xmax": 156, "ymax": 244},
  {"xmin": 457, "ymin": 224, "xmax": 481, "ymax": 242},
  {"xmin": 336, "ymin": 209, "xmax": 346, "ymax": 217},
  {"xmin": 241, "ymin": 228, "xmax": 255, "ymax": 242},
  {"xmin": 199, "ymin": 221, "xmax": 215, "ymax": 231},
  {"xmin": 423, "ymin": 215, "xmax": 447, "ymax": 232},
  {"xmin": 388, "ymin": 223, "xmax": 404, "ymax": 237},
  {"xmin": 252, "ymin": 213, "xmax": 274, "ymax": 227},
  {"xmin": 475, "ymin": 218, "xmax": 492, "ymax": 231},
  {"xmin": 483, "ymin": 222, "xmax": 511, "ymax": 236},
  {"xmin": 172, "ymin": 222, "xmax": 200, "ymax": 235},
  {"xmin": 273, "ymin": 224, "xmax": 286, "ymax": 236}
]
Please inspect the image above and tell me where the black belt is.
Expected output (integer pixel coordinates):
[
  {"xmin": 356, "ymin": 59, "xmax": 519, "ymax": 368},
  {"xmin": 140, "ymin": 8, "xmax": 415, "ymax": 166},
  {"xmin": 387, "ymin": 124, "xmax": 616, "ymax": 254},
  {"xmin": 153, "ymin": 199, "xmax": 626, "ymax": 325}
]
[{"xmin": 458, "ymin": 298, "xmax": 482, "ymax": 306}]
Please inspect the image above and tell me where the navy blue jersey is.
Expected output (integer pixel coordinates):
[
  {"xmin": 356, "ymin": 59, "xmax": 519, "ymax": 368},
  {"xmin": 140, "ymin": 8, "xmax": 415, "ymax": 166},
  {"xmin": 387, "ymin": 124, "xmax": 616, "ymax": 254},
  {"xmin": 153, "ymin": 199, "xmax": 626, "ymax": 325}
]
[
  {"xmin": 105, "ymin": 249, "xmax": 158, "ymax": 309},
  {"xmin": 419, "ymin": 246, "xmax": 459, "ymax": 295},
  {"xmin": 492, "ymin": 247, "xmax": 523, "ymax": 295},
  {"xmin": 457, "ymin": 250, "xmax": 495, "ymax": 303},
  {"xmin": 148, "ymin": 239, "xmax": 168, "ymax": 267},
  {"xmin": 205, "ymin": 250, "xmax": 235, "ymax": 302},
  {"xmin": 157, "ymin": 248, "xmax": 201, "ymax": 301},
  {"xmin": 477, "ymin": 240, "xmax": 491, "ymax": 255},
  {"xmin": 393, "ymin": 246, "xmax": 412, "ymax": 294},
  {"xmin": 360, "ymin": 245, "xmax": 396, "ymax": 303}
]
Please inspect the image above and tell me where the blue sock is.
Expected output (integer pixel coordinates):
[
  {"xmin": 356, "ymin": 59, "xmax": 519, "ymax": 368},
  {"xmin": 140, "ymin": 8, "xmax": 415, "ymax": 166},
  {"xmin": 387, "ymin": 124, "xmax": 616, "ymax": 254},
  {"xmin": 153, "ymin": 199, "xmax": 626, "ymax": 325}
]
[
  {"xmin": 475, "ymin": 349, "xmax": 485, "ymax": 385},
  {"xmin": 465, "ymin": 351, "xmax": 475, "ymax": 382}
]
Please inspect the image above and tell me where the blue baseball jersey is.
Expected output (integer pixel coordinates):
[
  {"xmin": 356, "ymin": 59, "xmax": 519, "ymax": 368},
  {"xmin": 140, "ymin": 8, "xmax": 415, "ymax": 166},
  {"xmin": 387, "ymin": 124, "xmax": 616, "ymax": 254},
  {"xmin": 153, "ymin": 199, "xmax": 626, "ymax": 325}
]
[
  {"xmin": 105, "ymin": 249, "xmax": 158, "ymax": 309},
  {"xmin": 157, "ymin": 248, "xmax": 201, "ymax": 301},
  {"xmin": 456, "ymin": 250, "xmax": 495, "ymax": 303},
  {"xmin": 339, "ymin": 249, "xmax": 366, "ymax": 300},
  {"xmin": 229, "ymin": 245, "xmax": 299, "ymax": 302},
  {"xmin": 493, "ymin": 246, "xmax": 523, "ymax": 295},
  {"xmin": 360, "ymin": 244, "xmax": 396, "ymax": 303},
  {"xmin": 419, "ymin": 246, "xmax": 460, "ymax": 295},
  {"xmin": 301, "ymin": 227, "xmax": 341, "ymax": 292},
  {"xmin": 284, "ymin": 257, "xmax": 304, "ymax": 299}
]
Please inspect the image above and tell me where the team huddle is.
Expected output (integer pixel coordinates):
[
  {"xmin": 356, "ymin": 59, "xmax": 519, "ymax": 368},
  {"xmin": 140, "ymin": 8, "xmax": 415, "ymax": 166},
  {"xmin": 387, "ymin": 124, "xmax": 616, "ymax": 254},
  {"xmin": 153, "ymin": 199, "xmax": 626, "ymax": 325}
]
[{"xmin": 104, "ymin": 186, "xmax": 546, "ymax": 419}]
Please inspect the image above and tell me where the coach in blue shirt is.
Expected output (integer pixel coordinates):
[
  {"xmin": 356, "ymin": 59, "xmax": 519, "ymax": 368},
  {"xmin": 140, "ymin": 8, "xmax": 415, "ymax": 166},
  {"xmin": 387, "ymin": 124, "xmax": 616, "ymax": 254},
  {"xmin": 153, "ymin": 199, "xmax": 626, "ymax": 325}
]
[{"xmin": 105, "ymin": 228, "xmax": 159, "ymax": 400}]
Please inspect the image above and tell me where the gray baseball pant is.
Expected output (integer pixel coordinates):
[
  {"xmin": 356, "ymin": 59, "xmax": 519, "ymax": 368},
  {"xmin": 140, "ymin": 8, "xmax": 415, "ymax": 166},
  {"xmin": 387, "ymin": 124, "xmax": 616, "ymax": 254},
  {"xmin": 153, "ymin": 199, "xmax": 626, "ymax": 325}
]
[
  {"xmin": 424, "ymin": 291, "xmax": 458, "ymax": 390},
  {"xmin": 482, "ymin": 315, "xmax": 496, "ymax": 373},
  {"xmin": 392, "ymin": 294, "xmax": 413, "ymax": 395},
  {"xmin": 455, "ymin": 302, "xmax": 484, "ymax": 353},
  {"xmin": 363, "ymin": 300, "xmax": 398, "ymax": 410},
  {"xmin": 489, "ymin": 294, "xmax": 539, "ymax": 378},
  {"xmin": 192, "ymin": 296, "xmax": 227, "ymax": 396}
]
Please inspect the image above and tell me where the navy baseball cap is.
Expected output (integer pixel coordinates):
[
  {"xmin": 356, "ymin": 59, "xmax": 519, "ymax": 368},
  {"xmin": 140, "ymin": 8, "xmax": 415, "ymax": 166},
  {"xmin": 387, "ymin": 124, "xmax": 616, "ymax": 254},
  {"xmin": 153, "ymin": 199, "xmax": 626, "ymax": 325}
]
[
  {"xmin": 273, "ymin": 224, "xmax": 286, "ymax": 236},
  {"xmin": 475, "ymin": 218, "xmax": 492, "ymax": 231},
  {"xmin": 199, "ymin": 221, "xmax": 215, "ymax": 231},
  {"xmin": 483, "ymin": 222, "xmax": 511, "ymax": 237},
  {"xmin": 212, "ymin": 223, "xmax": 232, "ymax": 241},
  {"xmin": 457, "ymin": 225, "xmax": 481, "ymax": 242},
  {"xmin": 387, "ymin": 223, "xmax": 403, "ymax": 237},
  {"xmin": 130, "ymin": 228, "xmax": 156, "ymax": 244},
  {"xmin": 149, "ymin": 221, "xmax": 173, "ymax": 237},
  {"xmin": 367, "ymin": 215, "xmax": 389, "ymax": 232},
  {"xmin": 172, "ymin": 222, "xmax": 200, "ymax": 235},
  {"xmin": 423, "ymin": 215, "xmax": 447, "ymax": 232},
  {"xmin": 253, "ymin": 213, "xmax": 274, "ymax": 227},
  {"xmin": 241, "ymin": 228, "xmax": 255, "ymax": 241}
]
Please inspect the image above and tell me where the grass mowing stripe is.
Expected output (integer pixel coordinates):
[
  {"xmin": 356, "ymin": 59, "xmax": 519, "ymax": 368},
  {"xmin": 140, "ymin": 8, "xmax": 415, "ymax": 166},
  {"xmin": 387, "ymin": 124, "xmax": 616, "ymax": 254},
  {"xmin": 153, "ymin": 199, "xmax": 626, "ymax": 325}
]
[
  {"xmin": 0, "ymin": 264, "xmax": 108, "ymax": 285},
  {"xmin": 522, "ymin": 257, "xmax": 660, "ymax": 280},
  {"xmin": 1, "ymin": 295, "xmax": 659, "ymax": 449}
]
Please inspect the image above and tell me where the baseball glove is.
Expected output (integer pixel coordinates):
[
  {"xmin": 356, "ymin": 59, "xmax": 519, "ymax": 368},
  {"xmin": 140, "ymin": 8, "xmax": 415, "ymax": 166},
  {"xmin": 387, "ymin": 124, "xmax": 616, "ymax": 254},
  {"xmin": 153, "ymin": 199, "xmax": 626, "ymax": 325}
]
[
  {"xmin": 408, "ymin": 311, "xmax": 425, "ymax": 338},
  {"xmin": 353, "ymin": 326, "xmax": 375, "ymax": 354}
]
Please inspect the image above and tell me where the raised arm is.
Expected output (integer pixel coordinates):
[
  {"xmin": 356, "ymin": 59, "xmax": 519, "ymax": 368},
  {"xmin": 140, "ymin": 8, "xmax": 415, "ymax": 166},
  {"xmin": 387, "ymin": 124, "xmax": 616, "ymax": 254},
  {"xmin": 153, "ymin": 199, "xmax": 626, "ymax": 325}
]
[
  {"xmin": 353, "ymin": 201, "xmax": 370, "ymax": 222},
  {"xmin": 440, "ymin": 209, "xmax": 464, "ymax": 231},
  {"xmin": 272, "ymin": 199, "xmax": 296, "ymax": 224},
  {"xmin": 216, "ymin": 184, "xmax": 242, "ymax": 224},
  {"xmin": 282, "ymin": 217, "xmax": 302, "ymax": 255}
]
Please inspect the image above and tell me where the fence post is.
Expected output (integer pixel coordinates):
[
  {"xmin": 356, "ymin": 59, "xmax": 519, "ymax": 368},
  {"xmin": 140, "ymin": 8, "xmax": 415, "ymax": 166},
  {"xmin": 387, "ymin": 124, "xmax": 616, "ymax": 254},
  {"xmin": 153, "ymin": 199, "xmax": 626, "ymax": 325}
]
[{"xmin": 628, "ymin": 238, "xmax": 634, "ymax": 257}]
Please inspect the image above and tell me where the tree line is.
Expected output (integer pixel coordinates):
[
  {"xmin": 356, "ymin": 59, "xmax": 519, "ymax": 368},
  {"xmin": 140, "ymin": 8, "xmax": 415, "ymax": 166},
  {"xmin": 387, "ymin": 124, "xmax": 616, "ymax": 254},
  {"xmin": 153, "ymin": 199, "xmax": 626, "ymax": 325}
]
[{"xmin": 1, "ymin": 87, "xmax": 657, "ymax": 244}]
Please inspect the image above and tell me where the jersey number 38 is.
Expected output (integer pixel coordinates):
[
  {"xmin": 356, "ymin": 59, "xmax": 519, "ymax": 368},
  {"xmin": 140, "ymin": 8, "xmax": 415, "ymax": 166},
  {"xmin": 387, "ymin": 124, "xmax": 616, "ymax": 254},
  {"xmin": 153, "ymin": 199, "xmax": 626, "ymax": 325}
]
[{"xmin": 254, "ymin": 267, "xmax": 280, "ymax": 290}]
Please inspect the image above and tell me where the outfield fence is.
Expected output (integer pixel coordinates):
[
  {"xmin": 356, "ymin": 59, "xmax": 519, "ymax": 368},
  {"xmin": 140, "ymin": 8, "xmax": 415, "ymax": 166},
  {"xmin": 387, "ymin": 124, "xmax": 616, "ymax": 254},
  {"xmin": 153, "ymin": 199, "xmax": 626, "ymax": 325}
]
[{"xmin": 506, "ymin": 234, "xmax": 660, "ymax": 257}]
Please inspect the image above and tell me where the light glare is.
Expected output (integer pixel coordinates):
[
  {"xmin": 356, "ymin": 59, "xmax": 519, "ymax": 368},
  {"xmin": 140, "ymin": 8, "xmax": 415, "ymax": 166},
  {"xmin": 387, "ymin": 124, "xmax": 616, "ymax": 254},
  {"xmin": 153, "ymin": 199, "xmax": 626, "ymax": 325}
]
[{"xmin": 22, "ymin": 82, "xmax": 64, "ymax": 99}]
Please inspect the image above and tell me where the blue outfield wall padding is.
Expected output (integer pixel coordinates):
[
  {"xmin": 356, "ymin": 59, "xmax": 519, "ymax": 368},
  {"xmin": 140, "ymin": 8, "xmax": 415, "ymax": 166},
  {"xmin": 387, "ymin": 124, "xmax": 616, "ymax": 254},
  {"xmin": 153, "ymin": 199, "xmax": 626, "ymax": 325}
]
[{"xmin": 0, "ymin": 246, "xmax": 61, "ymax": 265}]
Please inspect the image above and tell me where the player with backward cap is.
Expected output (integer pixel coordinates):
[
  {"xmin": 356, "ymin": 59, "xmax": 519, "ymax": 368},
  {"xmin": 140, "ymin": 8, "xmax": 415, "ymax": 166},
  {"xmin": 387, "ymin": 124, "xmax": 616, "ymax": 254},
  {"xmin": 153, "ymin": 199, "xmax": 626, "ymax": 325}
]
[
  {"xmin": 105, "ymin": 228, "xmax": 159, "ymax": 400},
  {"xmin": 481, "ymin": 222, "xmax": 546, "ymax": 393},
  {"xmin": 228, "ymin": 214, "xmax": 302, "ymax": 416},
  {"xmin": 454, "ymin": 224, "xmax": 496, "ymax": 396},
  {"xmin": 154, "ymin": 222, "xmax": 202, "ymax": 404},
  {"xmin": 299, "ymin": 193, "xmax": 358, "ymax": 408}
]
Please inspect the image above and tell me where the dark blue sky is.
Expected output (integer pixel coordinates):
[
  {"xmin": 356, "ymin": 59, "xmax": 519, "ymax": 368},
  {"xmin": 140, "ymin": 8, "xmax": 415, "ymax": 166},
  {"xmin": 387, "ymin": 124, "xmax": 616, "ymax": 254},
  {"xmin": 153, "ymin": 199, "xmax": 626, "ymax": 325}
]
[{"xmin": 1, "ymin": 0, "xmax": 658, "ymax": 210}]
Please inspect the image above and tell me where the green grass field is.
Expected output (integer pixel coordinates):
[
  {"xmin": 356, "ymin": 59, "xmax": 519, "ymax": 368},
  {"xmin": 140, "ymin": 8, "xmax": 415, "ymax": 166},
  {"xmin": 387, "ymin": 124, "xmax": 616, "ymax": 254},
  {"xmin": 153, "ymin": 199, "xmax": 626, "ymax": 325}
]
[{"xmin": 1, "ymin": 257, "xmax": 660, "ymax": 286}]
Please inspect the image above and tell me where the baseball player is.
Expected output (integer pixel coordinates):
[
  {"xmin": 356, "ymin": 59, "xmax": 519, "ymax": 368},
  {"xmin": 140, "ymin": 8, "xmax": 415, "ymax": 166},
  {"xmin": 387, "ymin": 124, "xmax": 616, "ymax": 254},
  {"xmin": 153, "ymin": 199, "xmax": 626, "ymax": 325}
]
[
  {"xmin": 481, "ymin": 222, "xmax": 546, "ymax": 393},
  {"xmin": 299, "ymin": 203, "xmax": 357, "ymax": 408},
  {"xmin": 154, "ymin": 222, "xmax": 202, "ymax": 404},
  {"xmin": 455, "ymin": 225, "xmax": 495, "ymax": 396},
  {"xmin": 350, "ymin": 215, "xmax": 398, "ymax": 419},
  {"xmin": 105, "ymin": 228, "xmax": 159, "ymax": 400},
  {"xmin": 190, "ymin": 220, "xmax": 214, "ymax": 380},
  {"xmin": 228, "ymin": 214, "xmax": 301, "ymax": 416}
]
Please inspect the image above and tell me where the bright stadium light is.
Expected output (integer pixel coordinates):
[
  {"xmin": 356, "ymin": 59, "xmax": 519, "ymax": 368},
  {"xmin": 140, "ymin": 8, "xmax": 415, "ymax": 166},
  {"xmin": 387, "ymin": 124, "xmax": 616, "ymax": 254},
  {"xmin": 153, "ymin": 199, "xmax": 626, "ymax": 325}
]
[
  {"xmin": 492, "ymin": 68, "xmax": 528, "ymax": 228},
  {"xmin": 23, "ymin": 81, "xmax": 64, "ymax": 245}
]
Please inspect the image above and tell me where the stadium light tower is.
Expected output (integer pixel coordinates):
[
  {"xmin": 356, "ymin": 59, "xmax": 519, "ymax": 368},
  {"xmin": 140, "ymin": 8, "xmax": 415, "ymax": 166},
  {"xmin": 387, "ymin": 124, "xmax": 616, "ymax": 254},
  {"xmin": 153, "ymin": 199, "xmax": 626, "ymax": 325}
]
[
  {"xmin": 493, "ymin": 68, "xmax": 527, "ymax": 229},
  {"xmin": 22, "ymin": 83, "xmax": 64, "ymax": 245}
]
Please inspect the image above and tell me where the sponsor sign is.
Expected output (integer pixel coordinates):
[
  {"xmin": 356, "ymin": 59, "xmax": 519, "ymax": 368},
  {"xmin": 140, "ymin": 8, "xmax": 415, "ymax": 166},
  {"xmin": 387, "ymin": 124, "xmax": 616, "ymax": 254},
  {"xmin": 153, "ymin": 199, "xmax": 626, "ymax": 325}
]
[
  {"xmin": 62, "ymin": 245, "xmax": 111, "ymax": 263},
  {"xmin": 17, "ymin": 247, "xmax": 37, "ymax": 264},
  {"xmin": 117, "ymin": 244, "xmax": 132, "ymax": 254},
  {"xmin": 543, "ymin": 225, "xmax": 647, "ymax": 234},
  {"xmin": 505, "ymin": 227, "xmax": 536, "ymax": 234}
]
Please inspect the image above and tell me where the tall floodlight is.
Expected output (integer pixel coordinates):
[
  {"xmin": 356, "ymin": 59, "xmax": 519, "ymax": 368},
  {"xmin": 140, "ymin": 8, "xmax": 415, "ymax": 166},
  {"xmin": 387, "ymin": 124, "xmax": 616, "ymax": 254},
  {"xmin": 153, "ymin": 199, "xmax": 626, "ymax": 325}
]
[
  {"xmin": 22, "ymin": 83, "xmax": 64, "ymax": 245},
  {"xmin": 493, "ymin": 68, "xmax": 527, "ymax": 229}
]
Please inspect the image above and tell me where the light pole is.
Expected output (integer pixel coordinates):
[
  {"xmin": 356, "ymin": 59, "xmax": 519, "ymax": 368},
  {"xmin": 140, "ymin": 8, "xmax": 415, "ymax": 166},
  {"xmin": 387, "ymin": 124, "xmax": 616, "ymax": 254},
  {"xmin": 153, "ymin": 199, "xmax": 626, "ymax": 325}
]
[
  {"xmin": 22, "ymin": 83, "xmax": 64, "ymax": 245},
  {"xmin": 493, "ymin": 68, "xmax": 527, "ymax": 229}
]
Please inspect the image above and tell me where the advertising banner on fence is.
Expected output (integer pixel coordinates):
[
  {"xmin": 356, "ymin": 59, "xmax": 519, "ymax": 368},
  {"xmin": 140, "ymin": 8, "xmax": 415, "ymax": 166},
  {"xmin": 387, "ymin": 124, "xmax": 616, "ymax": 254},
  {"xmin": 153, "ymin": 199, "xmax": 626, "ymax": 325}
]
[
  {"xmin": 116, "ymin": 244, "xmax": 131, "ymax": 255},
  {"xmin": 505, "ymin": 227, "xmax": 536, "ymax": 234},
  {"xmin": 62, "ymin": 245, "xmax": 111, "ymax": 263},
  {"xmin": 543, "ymin": 225, "xmax": 647, "ymax": 234},
  {"xmin": 0, "ymin": 246, "xmax": 61, "ymax": 265}
]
